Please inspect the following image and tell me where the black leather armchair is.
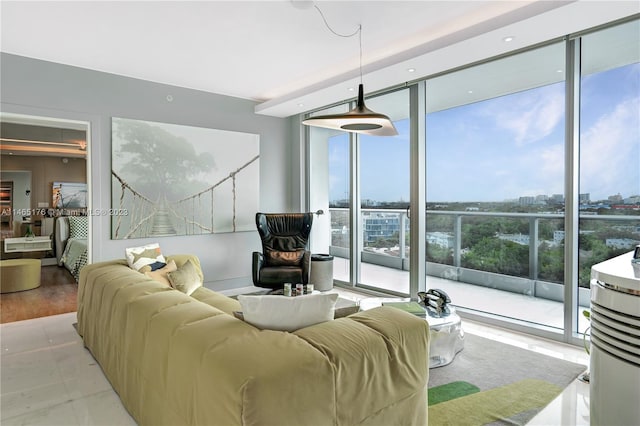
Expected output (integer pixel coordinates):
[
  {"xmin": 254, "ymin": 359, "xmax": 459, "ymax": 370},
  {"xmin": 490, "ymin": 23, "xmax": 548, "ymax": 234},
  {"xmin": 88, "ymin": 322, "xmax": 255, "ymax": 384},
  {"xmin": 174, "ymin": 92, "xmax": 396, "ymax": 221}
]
[{"xmin": 252, "ymin": 212, "xmax": 314, "ymax": 289}]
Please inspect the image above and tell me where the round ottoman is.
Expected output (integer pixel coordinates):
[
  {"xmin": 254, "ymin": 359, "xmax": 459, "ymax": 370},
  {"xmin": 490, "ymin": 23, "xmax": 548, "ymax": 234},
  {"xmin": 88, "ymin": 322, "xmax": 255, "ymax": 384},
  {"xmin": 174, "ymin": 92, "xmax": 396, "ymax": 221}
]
[{"xmin": 0, "ymin": 259, "xmax": 42, "ymax": 293}]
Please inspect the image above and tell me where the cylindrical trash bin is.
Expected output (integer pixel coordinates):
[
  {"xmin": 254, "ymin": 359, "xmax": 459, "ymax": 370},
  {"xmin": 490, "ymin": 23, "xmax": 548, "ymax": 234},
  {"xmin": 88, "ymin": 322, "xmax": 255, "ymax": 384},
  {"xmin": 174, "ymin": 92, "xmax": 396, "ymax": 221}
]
[{"xmin": 310, "ymin": 254, "xmax": 334, "ymax": 291}]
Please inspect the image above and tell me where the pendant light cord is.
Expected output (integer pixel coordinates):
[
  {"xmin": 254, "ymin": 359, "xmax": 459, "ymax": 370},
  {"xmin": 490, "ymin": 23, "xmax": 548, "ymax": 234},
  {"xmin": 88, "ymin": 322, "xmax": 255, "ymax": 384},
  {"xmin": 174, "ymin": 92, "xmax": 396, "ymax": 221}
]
[{"xmin": 313, "ymin": 4, "xmax": 363, "ymax": 84}]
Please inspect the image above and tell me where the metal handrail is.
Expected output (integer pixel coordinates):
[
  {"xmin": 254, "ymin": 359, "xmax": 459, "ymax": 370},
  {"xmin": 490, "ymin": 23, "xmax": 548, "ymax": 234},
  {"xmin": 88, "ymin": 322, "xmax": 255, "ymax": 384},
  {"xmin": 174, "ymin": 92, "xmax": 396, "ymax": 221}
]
[{"xmin": 329, "ymin": 206, "xmax": 639, "ymax": 276}]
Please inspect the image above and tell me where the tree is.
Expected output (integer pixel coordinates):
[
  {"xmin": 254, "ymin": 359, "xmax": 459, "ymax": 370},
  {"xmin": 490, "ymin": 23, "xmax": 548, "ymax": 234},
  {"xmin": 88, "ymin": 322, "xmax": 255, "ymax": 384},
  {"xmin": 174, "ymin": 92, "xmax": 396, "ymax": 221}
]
[
  {"xmin": 114, "ymin": 120, "xmax": 215, "ymax": 202},
  {"xmin": 426, "ymin": 242, "xmax": 453, "ymax": 265},
  {"xmin": 461, "ymin": 237, "xmax": 529, "ymax": 277},
  {"xmin": 538, "ymin": 242, "xmax": 564, "ymax": 284}
]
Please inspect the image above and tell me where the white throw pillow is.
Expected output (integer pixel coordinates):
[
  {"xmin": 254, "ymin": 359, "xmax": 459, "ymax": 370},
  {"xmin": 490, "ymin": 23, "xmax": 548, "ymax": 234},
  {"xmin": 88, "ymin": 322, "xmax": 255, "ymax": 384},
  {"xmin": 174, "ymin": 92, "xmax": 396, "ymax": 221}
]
[
  {"xmin": 125, "ymin": 243, "xmax": 166, "ymax": 271},
  {"xmin": 238, "ymin": 293, "xmax": 339, "ymax": 332}
]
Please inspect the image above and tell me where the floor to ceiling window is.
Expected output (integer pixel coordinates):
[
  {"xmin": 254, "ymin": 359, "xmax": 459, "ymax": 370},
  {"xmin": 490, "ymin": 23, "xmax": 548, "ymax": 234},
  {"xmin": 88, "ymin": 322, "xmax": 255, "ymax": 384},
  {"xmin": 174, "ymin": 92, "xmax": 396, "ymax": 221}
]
[
  {"xmin": 578, "ymin": 20, "xmax": 640, "ymax": 331},
  {"xmin": 307, "ymin": 104, "xmax": 351, "ymax": 285},
  {"xmin": 357, "ymin": 89, "xmax": 410, "ymax": 294},
  {"xmin": 424, "ymin": 42, "xmax": 567, "ymax": 330},
  {"xmin": 308, "ymin": 90, "xmax": 410, "ymax": 295},
  {"xmin": 306, "ymin": 17, "xmax": 639, "ymax": 343}
]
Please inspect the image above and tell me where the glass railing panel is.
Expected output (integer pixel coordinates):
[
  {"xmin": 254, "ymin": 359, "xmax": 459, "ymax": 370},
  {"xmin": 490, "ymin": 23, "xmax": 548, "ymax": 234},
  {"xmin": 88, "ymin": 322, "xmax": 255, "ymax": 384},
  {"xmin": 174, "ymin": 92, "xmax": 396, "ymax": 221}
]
[
  {"xmin": 578, "ymin": 216, "xmax": 640, "ymax": 288},
  {"xmin": 329, "ymin": 207, "xmax": 350, "ymax": 282}
]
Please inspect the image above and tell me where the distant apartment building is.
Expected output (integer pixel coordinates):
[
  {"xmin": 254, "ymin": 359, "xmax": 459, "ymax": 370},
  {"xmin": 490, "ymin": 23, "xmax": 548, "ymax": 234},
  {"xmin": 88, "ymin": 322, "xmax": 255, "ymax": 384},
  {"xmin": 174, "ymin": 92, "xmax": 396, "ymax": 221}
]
[
  {"xmin": 426, "ymin": 232, "xmax": 455, "ymax": 249},
  {"xmin": 497, "ymin": 233, "xmax": 530, "ymax": 246},
  {"xmin": 606, "ymin": 238, "xmax": 640, "ymax": 250},
  {"xmin": 519, "ymin": 196, "xmax": 535, "ymax": 206},
  {"xmin": 550, "ymin": 194, "xmax": 564, "ymax": 204},
  {"xmin": 363, "ymin": 213, "xmax": 404, "ymax": 243},
  {"xmin": 554, "ymin": 229, "xmax": 597, "ymax": 245},
  {"xmin": 625, "ymin": 195, "xmax": 640, "ymax": 204},
  {"xmin": 608, "ymin": 193, "xmax": 623, "ymax": 203},
  {"xmin": 579, "ymin": 193, "xmax": 591, "ymax": 204},
  {"xmin": 554, "ymin": 230, "xmax": 565, "ymax": 244}
]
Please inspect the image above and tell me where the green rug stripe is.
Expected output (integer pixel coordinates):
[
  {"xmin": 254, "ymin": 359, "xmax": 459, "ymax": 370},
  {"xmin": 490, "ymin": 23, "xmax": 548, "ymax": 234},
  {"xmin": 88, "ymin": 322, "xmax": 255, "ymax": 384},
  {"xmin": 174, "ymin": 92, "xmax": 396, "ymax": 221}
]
[
  {"xmin": 428, "ymin": 378, "xmax": 562, "ymax": 426},
  {"xmin": 428, "ymin": 381, "xmax": 480, "ymax": 406}
]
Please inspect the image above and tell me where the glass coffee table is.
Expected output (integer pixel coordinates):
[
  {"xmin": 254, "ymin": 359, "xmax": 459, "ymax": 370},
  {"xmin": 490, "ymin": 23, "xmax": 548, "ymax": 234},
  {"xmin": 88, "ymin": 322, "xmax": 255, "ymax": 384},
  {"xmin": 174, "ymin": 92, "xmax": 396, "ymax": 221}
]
[{"xmin": 359, "ymin": 297, "xmax": 465, "ymax": 368}]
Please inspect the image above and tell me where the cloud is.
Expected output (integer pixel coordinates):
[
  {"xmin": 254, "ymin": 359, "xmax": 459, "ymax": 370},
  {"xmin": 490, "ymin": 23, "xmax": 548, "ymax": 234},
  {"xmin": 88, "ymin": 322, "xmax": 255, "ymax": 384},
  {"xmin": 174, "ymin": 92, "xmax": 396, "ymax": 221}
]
[
  {"xmin": 480, "ymin": 85, "xmax": 565, "ymax": 146},
  {"xmin": 580, "ymin": 96, "xmax": 639, "ymax": 199}
]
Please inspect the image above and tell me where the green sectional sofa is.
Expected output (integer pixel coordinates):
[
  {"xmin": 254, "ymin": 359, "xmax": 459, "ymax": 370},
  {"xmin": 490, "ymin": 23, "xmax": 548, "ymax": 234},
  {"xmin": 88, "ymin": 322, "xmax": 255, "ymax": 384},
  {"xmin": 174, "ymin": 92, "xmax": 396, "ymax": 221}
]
[{"xmin": 77, "ymin": 254, "xmax": 429, "ymax": 425}]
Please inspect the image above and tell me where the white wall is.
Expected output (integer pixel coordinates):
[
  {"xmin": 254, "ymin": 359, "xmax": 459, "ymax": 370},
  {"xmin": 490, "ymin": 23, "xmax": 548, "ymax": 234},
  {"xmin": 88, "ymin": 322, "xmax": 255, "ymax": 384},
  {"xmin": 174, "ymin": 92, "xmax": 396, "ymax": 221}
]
[{"xmin": 1, "ymin": 53, "xmax": 300, "ymax": 290}]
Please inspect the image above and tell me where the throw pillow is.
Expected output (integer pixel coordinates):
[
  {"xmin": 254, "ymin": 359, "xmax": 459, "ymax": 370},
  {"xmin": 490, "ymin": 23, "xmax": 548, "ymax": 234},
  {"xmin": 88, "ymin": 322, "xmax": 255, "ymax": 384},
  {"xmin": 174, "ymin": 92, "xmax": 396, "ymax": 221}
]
[
  {"xmin": 237, "ymin": 293, "xmax": 339, "ymax": 332},
  {"xmin": 147, "ymin": 261, "xmax": 167, "ymax": 271},
  {"xmin": 125, "ymin": 243, "xmax": 166, "ymax": 272},
  {"xmin": 264, "ymin": 249, "xmax": 304, "ymax": 266},
  {"xmin": 167, "ymin": 259, "xmax": 202, "ymax": 296},
  {"xmin": 144, "ymin": 260, "xmax": 177, "ymax": 287},
  {"xmin": 68, "ymin": 216, "xmax": 88, "ymax": 239}
]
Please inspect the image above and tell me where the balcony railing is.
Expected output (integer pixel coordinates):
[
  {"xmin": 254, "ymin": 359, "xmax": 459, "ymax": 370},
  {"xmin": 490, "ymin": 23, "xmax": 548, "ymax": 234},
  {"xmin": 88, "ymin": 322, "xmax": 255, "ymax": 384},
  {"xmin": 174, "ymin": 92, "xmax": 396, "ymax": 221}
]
[{"xmin": 328, "ymin": 207, "xmax": 640, "ymax": 307}]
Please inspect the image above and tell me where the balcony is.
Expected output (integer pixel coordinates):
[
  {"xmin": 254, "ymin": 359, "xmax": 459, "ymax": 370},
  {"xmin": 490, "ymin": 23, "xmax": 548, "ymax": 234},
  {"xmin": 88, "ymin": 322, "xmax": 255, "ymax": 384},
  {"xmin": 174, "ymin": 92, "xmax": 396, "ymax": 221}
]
[{"xmin": 328, "ymin": 208, "xmax": 640, "ymax": 333}]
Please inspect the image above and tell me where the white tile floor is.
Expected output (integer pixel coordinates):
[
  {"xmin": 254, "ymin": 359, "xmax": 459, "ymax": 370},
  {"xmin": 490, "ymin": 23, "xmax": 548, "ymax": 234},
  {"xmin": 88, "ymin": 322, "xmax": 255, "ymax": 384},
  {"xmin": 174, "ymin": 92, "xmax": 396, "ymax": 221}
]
[
  {"xmin": 0, "ymin": 300, "xmax": 590, "ymax": 425},
  {"xmin": 0, "ymin": 312, "xmax": 137, "ymax": 425}
]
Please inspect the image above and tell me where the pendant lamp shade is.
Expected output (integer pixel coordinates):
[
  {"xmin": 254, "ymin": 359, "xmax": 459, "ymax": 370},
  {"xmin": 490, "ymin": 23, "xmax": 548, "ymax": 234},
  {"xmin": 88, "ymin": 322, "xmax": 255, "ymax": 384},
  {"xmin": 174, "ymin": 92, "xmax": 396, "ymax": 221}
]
[{"xmin": 302, "ymin": 84, "xmax": 398, "ymax": 136}]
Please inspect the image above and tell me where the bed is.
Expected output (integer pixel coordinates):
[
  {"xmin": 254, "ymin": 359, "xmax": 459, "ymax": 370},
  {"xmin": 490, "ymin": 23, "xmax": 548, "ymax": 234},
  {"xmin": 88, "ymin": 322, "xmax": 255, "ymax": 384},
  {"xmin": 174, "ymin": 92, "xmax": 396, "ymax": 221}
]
[{"xmin": 54, "ymin": 216, "xmax": 88, "ymax": 281}]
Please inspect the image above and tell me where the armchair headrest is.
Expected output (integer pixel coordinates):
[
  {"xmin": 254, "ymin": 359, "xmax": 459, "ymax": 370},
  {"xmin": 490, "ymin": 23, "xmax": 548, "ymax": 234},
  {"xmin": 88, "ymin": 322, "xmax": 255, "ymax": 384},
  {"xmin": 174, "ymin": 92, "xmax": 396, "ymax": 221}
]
[{"xmin": 255, "ymin": 213, "xmax": 313, "ymax": 252}]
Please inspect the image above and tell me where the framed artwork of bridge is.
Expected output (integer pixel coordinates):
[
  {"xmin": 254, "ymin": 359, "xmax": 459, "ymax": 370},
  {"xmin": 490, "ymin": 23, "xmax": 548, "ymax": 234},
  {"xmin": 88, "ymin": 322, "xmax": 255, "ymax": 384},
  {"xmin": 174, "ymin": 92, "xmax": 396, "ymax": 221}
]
[{"xmin": 111, "ymin": 117, "xmax": 259, "ymax": 240}]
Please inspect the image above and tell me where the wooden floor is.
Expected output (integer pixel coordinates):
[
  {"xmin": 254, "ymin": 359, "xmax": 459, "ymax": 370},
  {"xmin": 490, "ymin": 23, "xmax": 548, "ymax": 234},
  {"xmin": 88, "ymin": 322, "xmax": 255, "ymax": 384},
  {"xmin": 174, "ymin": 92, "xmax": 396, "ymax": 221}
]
[{"xmin": 0, "ymin": 265, "xmax": 77, "ymax": 324}]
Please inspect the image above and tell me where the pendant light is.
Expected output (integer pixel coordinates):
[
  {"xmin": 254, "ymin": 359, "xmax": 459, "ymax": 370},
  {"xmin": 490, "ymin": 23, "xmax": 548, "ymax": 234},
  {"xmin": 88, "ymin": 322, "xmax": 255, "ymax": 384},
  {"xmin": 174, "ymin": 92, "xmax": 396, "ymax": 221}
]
[{"xmin": 301, "ymin": 8, "xmax": 398, "ymax": 137}]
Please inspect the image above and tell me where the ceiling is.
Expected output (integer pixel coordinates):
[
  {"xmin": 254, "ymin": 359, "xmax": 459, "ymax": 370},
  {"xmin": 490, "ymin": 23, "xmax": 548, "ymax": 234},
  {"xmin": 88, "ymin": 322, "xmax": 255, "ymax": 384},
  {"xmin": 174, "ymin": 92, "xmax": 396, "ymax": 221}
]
[
  {"xmin": 0, "ymin": 116, "xmax": 88, "ymax": 158},
  {"xmin": 1, "ymin": 1, "xmax": 639, "ymax": 119}
]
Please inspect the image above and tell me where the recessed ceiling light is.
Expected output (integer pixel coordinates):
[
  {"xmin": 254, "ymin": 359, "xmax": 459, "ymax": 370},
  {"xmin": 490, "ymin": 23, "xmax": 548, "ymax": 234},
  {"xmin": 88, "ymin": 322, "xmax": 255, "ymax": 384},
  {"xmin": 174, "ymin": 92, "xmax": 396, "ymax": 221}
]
[
  {"xmin": 468, "ymin": 90, "xmax": 473, "ymax": 94},
  {"xmin": 503, "ymin": 36, "xmax": 515, "ymax": 42},
  {"xmin": 298, "ymin": 103, "xmax": 304, "ymax": 107},
  {"xmin": 557, "ymin": 69, "xmax": 563, "ymax": 73},
  {"xmin": 348, "ymin": 87, "xmax": 355, "ymax": 92},
  {"xmin": 407, "ymin": 68, "xmax": 416, "ymax": 73}
]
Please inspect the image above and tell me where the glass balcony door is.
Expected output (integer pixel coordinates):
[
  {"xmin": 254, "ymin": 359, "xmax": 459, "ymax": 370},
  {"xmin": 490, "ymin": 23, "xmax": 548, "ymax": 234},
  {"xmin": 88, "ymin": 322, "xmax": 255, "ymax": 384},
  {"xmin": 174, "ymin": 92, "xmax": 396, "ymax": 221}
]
[
  {"xmin": 355, "ymin": 89, "xmax": 411, "ymax": 295},
  {"xmin": 578, "ymin": 20, "xmax": 640, "ymax": 334},
  {"xmin": 424, "ymin": 42, "xmax": 568, "ymax": 330},
  {"xmin": 308, "ymin": 90, "xmax": 411, "ymax": 295},
  {"xmin": 307, "ymin": 105, "xmax": 351, "ymax": 285}
]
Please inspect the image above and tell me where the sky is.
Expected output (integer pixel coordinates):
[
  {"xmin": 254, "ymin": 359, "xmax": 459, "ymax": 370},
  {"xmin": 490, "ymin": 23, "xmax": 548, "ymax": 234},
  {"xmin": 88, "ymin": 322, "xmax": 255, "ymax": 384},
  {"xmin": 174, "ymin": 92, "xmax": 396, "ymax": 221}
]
[{"xmin": 329, "ymin": 62, "xmax": 640, "ymax": 204}]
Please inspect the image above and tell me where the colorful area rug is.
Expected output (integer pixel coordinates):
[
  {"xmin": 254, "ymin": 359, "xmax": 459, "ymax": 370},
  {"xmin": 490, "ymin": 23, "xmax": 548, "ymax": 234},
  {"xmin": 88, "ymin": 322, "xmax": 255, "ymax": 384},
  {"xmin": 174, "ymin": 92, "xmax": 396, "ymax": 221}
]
[{"xmin": 428, "ymin": 333, "xmax": 587, "ymax": 426}]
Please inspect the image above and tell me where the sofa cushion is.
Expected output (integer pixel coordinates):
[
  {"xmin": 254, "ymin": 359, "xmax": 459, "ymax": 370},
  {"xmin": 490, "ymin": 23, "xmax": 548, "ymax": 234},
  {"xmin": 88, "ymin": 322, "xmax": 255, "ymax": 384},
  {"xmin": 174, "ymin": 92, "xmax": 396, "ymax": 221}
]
[
  {"xmin": 190, "ymin": 287, "xmax": 241, "ymax": 316},
  {"xmin": 237, "ymin": 293, "xmax": 338, "ymax": 331},
  {"xmin": 144, "ymin": 260, "xmax": 177, "ymax": 287},
  {"xmin": 125, "ymin": 243, "xmax": 166, "ymax": 271},
  {"xmin": 167, "ymin": 259, "xmax": 202, "ymax": 296}
]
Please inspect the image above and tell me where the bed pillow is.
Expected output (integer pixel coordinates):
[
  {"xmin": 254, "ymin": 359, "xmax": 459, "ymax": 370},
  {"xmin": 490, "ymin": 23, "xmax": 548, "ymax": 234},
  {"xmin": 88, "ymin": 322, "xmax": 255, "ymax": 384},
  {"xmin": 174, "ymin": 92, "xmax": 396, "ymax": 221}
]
[
  {"xmin": 237, "ymin": 293, "xmax": 339, "ymax": 332},
  {"xmin": 167, "ymin": 259, "xmax": 202, "ymax": 296},
  {"xmin": 68, "ymin": 216, "xmax": 88, "ymax": 239},
  {"xmin": 125, "ymin": 243, "xmax": 166, "ymax": 272},
  {"xmin": 144, "ymin": 260, "xmax": 177, "ymax": 287}
]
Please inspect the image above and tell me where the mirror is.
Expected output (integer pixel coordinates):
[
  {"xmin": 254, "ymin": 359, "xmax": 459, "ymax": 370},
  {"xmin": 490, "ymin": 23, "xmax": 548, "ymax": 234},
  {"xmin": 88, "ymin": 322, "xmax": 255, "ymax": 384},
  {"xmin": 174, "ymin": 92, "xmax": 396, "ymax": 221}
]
[{"xmin": 0, "ymin": 170, "xmax": 31, "ymax": 236}]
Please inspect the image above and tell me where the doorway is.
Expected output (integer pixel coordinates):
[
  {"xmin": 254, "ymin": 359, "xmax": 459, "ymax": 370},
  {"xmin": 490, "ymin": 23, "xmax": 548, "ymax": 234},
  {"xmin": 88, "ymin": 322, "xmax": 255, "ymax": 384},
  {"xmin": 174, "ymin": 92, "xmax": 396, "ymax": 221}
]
[{"xmin": 0, "ymin": 112, "xmax": 90, "ymax": 323}]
